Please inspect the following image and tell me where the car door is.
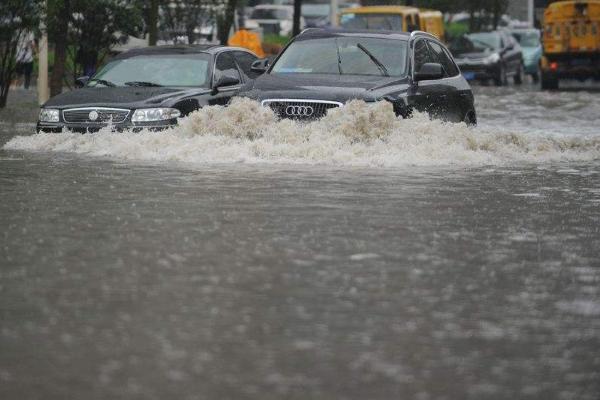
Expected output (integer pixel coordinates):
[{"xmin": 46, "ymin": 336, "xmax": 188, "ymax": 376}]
[
  {"xmin": 408, "ymin": 38, "xmax": 438, "ymax": 116},
  {"xmin": 426, "ymin": 39, "xmax": 465, "ymax": 122},
  {"xmin": 209, "ymin": 51, "xmax": 243, "ymax": 106}
]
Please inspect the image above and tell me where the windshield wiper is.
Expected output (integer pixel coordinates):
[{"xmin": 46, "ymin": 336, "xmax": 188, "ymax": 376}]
[
  {"xmin": 357, "ymin": 43, "xmax": 389, "ymax": 77},
  {"xmin": 124, "ymin": 81, "xmax": 163, "ymax": 87},
  {"xmin": 88, "ymin": 78, "xmax": 116, "ymax": 87}
]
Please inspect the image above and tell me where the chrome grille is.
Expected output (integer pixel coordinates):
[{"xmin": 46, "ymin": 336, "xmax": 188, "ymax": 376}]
[
  {"xmin": 63, "ymin": 107, "xmax": 130, "ymax": 124},
  {"xmin": 262, "ymin": 99, "xmax": 342, "ymax": 120}
]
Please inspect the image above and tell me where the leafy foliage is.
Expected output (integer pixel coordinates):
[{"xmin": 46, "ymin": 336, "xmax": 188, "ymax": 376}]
[{"xmin": 0, "ymin": 0, "xmax": 41, "ymax": 107}]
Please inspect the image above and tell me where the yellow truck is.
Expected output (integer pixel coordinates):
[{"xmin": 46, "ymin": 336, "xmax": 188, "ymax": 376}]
[
  {"xmin": 339, "ymin": 6, "xmax": 445, "ymax": 40},
  {"xmin": 541, "ymin": 0, "xmax": 600, "ymax": 89}
]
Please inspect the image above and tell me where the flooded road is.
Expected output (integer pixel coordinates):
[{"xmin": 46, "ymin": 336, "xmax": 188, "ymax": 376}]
[{"xmin": 1, "ymin": 85, "xmax": 600, "ymax": 399}]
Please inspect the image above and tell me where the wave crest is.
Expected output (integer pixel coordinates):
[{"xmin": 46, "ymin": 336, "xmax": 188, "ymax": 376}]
[{"xmin": 4, "ymin": 99, "xmax": 600, "ymax": 167}]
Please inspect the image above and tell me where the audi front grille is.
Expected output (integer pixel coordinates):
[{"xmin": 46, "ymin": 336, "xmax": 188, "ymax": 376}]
[
  {"xmin": 261, "ymin": 99, "xmax": 343, "ymax": 120},
  {"xmin": 62, "ymin": 107, "xmax": 130, "ymax": 124}
]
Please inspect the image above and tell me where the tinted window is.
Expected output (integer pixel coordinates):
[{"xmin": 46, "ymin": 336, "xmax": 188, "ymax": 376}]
[
  {"xmin": 214, "ymin": 52, "xmax": 241, "ymax": 84},
  {"xmin": 427, "ymin": 40, "xmax": 459, "ymax": 77},
  {"xmin": 233, "ymin": 51, "xmax": 259, "ymax": 79},
  {"xmin": 91, "ymin": 54, "xmax": 211, "ymax": 87},
  {"xmin": 272, "ymin": 37, "xmax": 408, "ymax": 77},
  {"xmin": 413, "ymin": 39, "xmax": 435, "ymax": 73}
]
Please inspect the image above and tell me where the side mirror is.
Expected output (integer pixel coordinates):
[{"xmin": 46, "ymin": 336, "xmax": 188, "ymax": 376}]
[
  {"xmin": 250, "ymin": 58, "xmax": 270, "ymax": 74},
  {"xmin": 213, "ymin": 75, "xmax": 241, "ymax": 92},
  {"xmin": 414, "ymin": 63, "xmax": 444, "ymax": 82},
  {"xmin": 75, "ymin": 76, "xmax": 89, "ymax": 88}
]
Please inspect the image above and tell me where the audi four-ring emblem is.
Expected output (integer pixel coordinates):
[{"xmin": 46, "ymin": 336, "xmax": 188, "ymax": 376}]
[{"xmin": 285, "ymin": 105, "xmax": 314, "ymax": 117}]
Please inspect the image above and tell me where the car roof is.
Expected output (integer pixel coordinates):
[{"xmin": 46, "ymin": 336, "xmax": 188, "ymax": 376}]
[
  {"xmin": 114, "ymin": 45, "xmax": 231, "ymax": 60},
  {"xmin": 297, "ymin": 28, "xmax": 412, "ymax": 41}
]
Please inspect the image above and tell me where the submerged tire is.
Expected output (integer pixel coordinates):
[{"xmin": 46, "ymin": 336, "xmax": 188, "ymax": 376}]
[
  {"xmin": 541, "ymin": 72, "xmax": 559, "ymax": 90},
  {"xmin": 464, "ymin": 110, "xmax": 477, "ymax": 126},
  {"xmin": 495, "ymin": 65, "xmax": 508, "ymax": 87},
  {"xmin": 514, "ymin": 63, "xmax": 525, "ymax": 85}
]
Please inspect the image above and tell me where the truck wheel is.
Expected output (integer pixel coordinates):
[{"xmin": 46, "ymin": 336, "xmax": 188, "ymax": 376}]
[
  {"xmin": 541, "ymin": 72, "xmax": 559, "ymax": 90},
  {"xmin": 494, "ymin": 66, "xmax": 508, "ymax": 86},
  {"xmin": 514, "ymin": 63, "xmax": 525, "ymax": 85},
  {"xmin": 531, "ymin": 70, "xmax": 540, "ymax": 83}
]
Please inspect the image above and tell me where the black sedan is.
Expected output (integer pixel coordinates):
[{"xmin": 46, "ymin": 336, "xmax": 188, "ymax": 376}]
[
  {"xmin": 239, "ymin": 29, "xmax": 477, "ymax": 124},
  {"xmin": 449, "ymin": 30, "xmax": 524, "ymax": 86},
  {"xmin": 37, "ymin": 45, "xmax": 259, "ymax": 132}
]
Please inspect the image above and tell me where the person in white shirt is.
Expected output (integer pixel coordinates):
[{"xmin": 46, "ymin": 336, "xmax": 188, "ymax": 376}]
[{"xmin": 15, "ymin": 32, "xmax": 36, "ymax": 90}]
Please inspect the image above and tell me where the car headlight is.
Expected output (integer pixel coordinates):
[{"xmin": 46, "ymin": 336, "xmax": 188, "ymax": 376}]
[
  {"xmin": 131, "ymin": 108, "xmax": 181, "ymax": 123},
  {"xmin": 483, "ymin": 53, "xmax": 500, "ymax": 64},
  {"xmin": 39, "ymin": 108, "xmax": 60, "ymax": 123}
]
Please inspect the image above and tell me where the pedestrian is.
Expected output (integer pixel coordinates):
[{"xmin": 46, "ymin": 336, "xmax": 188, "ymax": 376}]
[{"xmin": 15, "ymin": 32, "xmax": 36, "ymax": 90}]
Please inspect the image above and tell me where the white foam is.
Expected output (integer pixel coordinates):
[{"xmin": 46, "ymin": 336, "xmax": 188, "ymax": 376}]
[{"xmin": 4, "ymin": 98, "xmax": 600, "ymax": 168}]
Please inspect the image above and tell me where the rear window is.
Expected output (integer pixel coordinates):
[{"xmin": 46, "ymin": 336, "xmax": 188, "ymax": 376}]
[{"xmin": 340, "ymin": 13, "xmax": 404, "ymax": 31}]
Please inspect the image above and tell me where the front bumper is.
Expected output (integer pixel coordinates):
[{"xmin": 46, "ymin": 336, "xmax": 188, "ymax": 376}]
[
  {"xmin": 457, "ymin": 63, "xmax": 501, "ymax": 81},
  {"xmin": 36, "ymin": 119, "xmax": 178, "ymax": 133}
]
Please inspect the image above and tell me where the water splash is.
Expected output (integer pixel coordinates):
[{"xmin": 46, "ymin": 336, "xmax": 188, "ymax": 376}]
[{"xmin": 4, "ymin": 98, "xmax": 600, "ymax": 167}]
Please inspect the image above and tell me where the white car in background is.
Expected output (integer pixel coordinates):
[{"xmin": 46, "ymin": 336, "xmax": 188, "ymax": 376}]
[
  {"xmin": 244, "ymin": 0, "xmax": 293, "ymax": 19},
  {"xmin": 245, "ymin": 5, "xmax": 304, "ymax": 36}
]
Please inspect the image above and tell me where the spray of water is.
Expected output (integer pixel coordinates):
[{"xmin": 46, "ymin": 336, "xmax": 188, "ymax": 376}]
[{"xmin": 4, "ymin": 98, "xmax": 600, "ymax": 167}]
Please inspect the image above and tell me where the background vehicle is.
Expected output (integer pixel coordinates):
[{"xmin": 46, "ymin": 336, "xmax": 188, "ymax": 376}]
[
  {"xmin": 540, "ymin": 0, "xmax": 600, "ymax": 90},
  {"xmin": 339, "ymin": 6, "xmax": 444, "ymax": 40},
  {"xmin": 245, "ymin": 5, "xmax": 302, "ymax": 36},
  {"xmin": 239, "ymin": 29, "xmax": 476, "ymax": 124},
  {"xmin": 511, "ymin": 28, "xmax": 543, "ymax": 82},
  {"xmin": 37, "ymin": 46, "xmax": 259, "ymax": 133},
  {"xmin": 302, "ymin": 2, "xmax": 332, "ymax": 28},
  {"xmin": 243, "ymin": 0, "xmax": 293, "ymax": 19},
  {"xmin": 450, "ymin": 30, "xmax": 524, "ymax": 86}
]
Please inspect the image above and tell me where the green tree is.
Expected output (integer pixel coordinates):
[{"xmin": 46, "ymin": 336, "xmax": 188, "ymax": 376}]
[
  {"xmin": 45, "ymin": 0, "xmax": 143, "ymax": 94},
  {"xmin": 216, "ymin": 0, "xmax": 238, "ymax": 45},
  {"xmin": 47, "ymin": 0, "xmax": 70, "ymax": 97},
  {"xmin": 0, "ymin": 0, "xmax": 40, "ymax": 108}
]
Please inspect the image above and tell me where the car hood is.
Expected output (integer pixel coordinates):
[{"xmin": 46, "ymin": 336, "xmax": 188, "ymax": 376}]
[
  {"xmin": 43, "ymin": 87, "xmax": 210, "ymax": 109},
  {"xmin": 242, "ymin": 73, "xmax": 405, "ymax": 102},
  {"xmin": 454, "ymin": 51, "xmax": 494, "ymax": 61}
]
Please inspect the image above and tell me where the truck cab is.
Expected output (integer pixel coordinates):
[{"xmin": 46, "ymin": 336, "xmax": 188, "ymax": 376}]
[{"xmin": 541, "ymin": 0, "xmax": 600, "ymax": 89}]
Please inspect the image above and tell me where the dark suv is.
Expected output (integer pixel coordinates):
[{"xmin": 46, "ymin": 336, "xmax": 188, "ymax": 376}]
[
  {"xmin": 239, "ymin": 29, "xmax": 476, "ymax": 124},
  {"xmin": 450, "ymin": 30, "xmax": 524, "ymax": 86},
  {"xmin": 37, "ymin": 45, "xmax": 259, "ymax": 133}
]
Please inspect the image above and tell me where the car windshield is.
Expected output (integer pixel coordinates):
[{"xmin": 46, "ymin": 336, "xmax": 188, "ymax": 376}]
[
  {"xmin": 250, "ymin": 8, "xmax": 290, "ymax": 19},
  {"xmin": 89, "ymin": 54, "xmax": 211, "ymax": 88},
  {"xmin": 513, "ymin": 31, "xmax": 539, "ymax": 47},
  {"xmin": 450, "ymin": 32, "xmax": 500, "ymax": 55},
  {"xmin": 465, "ymin": 32, "xmax": 501, "ymax": 50},
  {"xmin": 302, "ymin": 4, "xmax": 329, "ymax": 17},
  {"xmin": 340, "ymin": 13, "xmax": 404, "ymax": 31},
  {"xmin": 271, "ymin": 37, "xmax": 408, "ymax": 77}
]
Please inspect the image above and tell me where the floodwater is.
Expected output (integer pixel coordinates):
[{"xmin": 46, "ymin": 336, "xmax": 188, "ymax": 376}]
[{"xmin": 1, "ymin": 85, "xmax": 600, "ymax": 399}]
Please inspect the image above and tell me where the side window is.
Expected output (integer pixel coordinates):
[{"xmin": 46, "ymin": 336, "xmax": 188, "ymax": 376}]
[
  {"xmin": 413, "ymin": 39, "xmax": 435, "ymax": 73},
  {"xmin": 213, "ymin": 52, "xmax": 241, "ymax": 85},
  {"xmin": 427, "ymin": 40, "xmax": 459, "ymax": 77},
  {"xmin": 233, "ymin": 51, "xmax": 259, "ymax": 80}
]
